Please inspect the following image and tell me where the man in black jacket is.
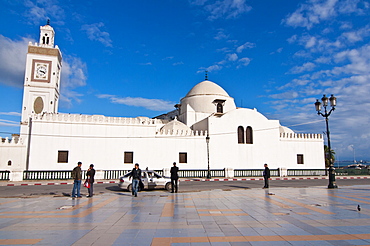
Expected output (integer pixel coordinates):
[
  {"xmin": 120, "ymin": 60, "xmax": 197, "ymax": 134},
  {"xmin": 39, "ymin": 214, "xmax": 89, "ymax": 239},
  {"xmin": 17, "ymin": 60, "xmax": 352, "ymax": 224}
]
[
  {"xmin": 129, "ymin": 163, "xmax": 141, "ymax": 197},
  {"xmin": 170, "ymin": 162, "xmax": 179, "ymax": 193},
  {"xmin": 263, "ymin": 163, "xmax": 270, "ymax": 189},
  {"xmin": 71, "ymin": 162, "xmax": 82, "ymax": 198}
]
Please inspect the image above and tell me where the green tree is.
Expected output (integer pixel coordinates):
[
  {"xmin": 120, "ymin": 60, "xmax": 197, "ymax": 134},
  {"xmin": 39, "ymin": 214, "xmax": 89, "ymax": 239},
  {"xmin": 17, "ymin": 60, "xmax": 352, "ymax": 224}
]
[{"xmin": 324, "ymin": 145, "xmax": 336, "ymax": 168}]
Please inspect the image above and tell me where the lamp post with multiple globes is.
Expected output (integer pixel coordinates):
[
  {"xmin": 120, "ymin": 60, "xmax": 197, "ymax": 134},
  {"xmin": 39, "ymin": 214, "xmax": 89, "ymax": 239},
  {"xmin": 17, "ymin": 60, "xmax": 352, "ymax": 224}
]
[{"xmin": 315, "ymin": 94, "xmax": 338, "ymax": 189}]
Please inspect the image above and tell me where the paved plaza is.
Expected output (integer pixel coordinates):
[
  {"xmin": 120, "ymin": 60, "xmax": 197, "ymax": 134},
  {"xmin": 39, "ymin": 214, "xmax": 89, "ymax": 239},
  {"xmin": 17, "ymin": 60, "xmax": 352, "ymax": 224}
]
[{"xmin": 0, "ymin": 185, "xmax": 370, "ymax": 245}]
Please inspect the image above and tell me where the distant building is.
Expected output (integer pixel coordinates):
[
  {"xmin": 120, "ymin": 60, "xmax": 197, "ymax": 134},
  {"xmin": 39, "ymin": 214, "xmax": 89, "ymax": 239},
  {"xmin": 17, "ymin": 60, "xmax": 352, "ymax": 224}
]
[{"xmin": 0, "ymin": 23, "xmax": 325, "ymax": 179}]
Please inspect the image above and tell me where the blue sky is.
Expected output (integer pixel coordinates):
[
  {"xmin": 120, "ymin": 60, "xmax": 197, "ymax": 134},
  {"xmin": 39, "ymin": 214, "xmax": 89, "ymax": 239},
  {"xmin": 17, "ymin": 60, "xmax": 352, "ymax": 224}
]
[{"xmin": 0, "ymin": 0, "xmax": 370, "ymax": 161}]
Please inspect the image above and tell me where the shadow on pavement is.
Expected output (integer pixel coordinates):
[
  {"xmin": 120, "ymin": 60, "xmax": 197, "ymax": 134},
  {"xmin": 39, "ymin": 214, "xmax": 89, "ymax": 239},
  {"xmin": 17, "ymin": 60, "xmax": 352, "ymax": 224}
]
[
  {"xmin": 224, "ymin": 185, "xmax": 251, "ymax": 189},
  {"xmin": 105, "ymin": 185, "xmax": 122, "ymax": 192}
]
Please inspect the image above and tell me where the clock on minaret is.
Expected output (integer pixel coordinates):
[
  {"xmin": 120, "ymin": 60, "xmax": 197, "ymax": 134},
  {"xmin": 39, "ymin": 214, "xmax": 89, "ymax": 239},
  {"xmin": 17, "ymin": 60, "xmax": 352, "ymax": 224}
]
[
  {"xmin": 31, "ymin": 59, "xmax": 52, "ymax": 82},
  {"xmin": 21, "ymin": 20, "xmax": 62, "ymax": 124}
]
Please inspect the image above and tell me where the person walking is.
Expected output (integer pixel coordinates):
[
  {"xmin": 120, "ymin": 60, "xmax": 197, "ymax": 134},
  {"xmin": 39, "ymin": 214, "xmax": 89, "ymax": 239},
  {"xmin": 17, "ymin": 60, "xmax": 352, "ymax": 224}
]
[
  {"xmin": 263, "ymin": 163, "xmax": 270, "ymax": 189},
  {"xmin": 71, "ymin": 162, "xmax": 82, "ymax": 198},
  {"xmin": 86, "ymin": 164, "xmax": 95, "ymax": 197},
  {"xmin": 170, "ymin": 162, "xmax": 179, "ymax": 193},
  {"xmin": 129, "ymin": 163, "xmax": 141, "ymax": 197}
]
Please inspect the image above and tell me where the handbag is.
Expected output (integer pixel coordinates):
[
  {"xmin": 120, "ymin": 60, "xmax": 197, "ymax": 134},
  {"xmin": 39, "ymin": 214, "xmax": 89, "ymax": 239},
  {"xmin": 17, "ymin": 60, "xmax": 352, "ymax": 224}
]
[{"xmin": 84, "ymin": 179, "xmax": 90, "ymax": 188}]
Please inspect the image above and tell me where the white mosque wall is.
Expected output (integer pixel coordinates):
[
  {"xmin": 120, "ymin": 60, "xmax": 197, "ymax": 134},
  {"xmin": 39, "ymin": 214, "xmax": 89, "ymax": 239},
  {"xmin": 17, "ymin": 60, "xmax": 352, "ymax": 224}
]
[
  {"xmin": 207, "ymin": 108, "xmax": 280, "ymax": 169},
  {"xmin": 14, "ymin": 109, "xmax": 325, "ymax": 172},
  {"xmin": 23, "ymin": 113, "xmax": 208, "ymax": 171},
  {"xmin": 205, "ymin": 108, "xmax": 325, "ymax": 170},
  {"xmin": 0, "ymin": 137, "xmax": 26, "ymax": 171},
  {"xmin": 278, "ymin": 133, "xmax": 324, "ymax": 169}
]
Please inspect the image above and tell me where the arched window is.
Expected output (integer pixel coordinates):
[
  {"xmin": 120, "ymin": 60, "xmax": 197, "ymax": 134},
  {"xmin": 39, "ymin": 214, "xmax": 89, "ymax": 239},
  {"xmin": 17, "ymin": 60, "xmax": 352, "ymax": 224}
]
[
  {"xmin": 237, "ymin": 126, "xmax": 244, "ymax": 144},
  {"xmin": 246, "ymin": 126, "xmax": 253, "ymax": 144},
  {"xmin": 216, "ymin": 103, "xmax": 223, "ymax": 113}
]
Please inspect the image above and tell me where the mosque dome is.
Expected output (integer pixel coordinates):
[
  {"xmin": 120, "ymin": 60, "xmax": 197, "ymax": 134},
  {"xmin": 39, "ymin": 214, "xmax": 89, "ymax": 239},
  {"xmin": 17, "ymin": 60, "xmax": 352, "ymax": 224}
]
[
  {"xmin": 180, "ymin": 80, "xmax": 236, "ymax": 114},
  {"xmin": 160, "ymin": 118, "xmax": 192, "ymax": 132},
  {"xmin": 186, "ymin": 80, "xmax": 230, "ymax": 98}
]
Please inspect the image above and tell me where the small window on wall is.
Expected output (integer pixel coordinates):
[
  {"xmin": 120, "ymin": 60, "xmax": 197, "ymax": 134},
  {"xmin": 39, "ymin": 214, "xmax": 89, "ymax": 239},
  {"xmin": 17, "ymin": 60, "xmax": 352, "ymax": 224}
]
[
  {"xmin": 297, "ymin": 154, "xmax": 304, "ymax": 164},
  {"xmin": 179, "ymin": 152, "xmax": 187, "ymax": 163},
  {"xmin": 58, "ymin": 151, "xmax": 69, "ymax": 163},
  {"xmin": 237, "ymin": 126, "xmax": 245, "ymax": 144},
  {"xmin": 124, "ymin": 152, "xmax": 134, "ymax": 164},
  {"xmin": 8, "ymin": 160, "xmax": 12, "ymax": 166},
  {"xmin": 246, "ymin": 126, "xmax": 253, "ymax": 144}
]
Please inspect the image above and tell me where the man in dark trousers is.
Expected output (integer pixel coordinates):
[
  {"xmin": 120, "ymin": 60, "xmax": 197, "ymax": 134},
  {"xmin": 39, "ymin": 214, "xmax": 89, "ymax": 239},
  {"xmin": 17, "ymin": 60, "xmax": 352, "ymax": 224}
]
[
  {"xmin": 71, "ymin": 162, "xmax": 82, "ymax": 198},
  {"xmin": 170, "ymin": 162, "xmax": 179, "ymax": 193},
  {"xmin": 263, "ymin": 163, "xmax": 270, "ymax": 189},
  {"xmin": 129, "ymin": 163, "xmax": 141, "ymax": 197},
  {"xmin": 86, "ymin": 164, "xmax": 95, "ymax": 197}
]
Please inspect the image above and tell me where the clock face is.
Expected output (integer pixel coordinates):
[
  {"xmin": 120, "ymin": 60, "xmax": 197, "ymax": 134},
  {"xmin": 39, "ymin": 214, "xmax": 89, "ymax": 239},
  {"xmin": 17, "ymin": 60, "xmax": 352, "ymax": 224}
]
[
  {"xmin": 32, "ymin": 60, "xmax": 51, "ymax": 82},
  {"xmin": 36, "ymin": 65, "xmax": 47, "ymax": 78}
]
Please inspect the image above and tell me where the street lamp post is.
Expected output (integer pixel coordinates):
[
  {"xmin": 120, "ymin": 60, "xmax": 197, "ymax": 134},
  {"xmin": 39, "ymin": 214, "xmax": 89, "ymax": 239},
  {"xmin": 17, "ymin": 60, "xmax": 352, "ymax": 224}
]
[
  {"xmin": 315, "ymin": 94, "xmax": 338, "ymax": 189},
  {"xmin": 206, "ymin": 134, "xmax": 211, "ymax": 179}
]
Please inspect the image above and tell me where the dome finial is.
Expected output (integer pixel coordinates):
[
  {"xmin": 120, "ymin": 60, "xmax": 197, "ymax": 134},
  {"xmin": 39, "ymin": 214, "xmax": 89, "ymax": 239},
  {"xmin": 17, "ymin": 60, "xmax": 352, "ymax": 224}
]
[
  {"xmin": 205, "ymin": 70, "xmax": 208, "ymax": 81},
  {"xmin": 47, "ymin": 19, "xmax": 50, "ymax": 25}
]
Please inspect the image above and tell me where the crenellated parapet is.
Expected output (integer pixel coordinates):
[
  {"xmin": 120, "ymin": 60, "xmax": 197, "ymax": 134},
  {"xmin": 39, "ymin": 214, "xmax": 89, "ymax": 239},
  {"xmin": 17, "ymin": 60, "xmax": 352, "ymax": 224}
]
[
  {"xmin": 157, "ymin": 130, "xmax": 207, "ymax": 137},
  {"xmin": 280, "ymin": 133, "xmax": 322, "ymax": 140},
  {"xmin": 32, "ymin": 113, "xmax": 165, "ymax": 126},
  {"xmin": 1, "ymin": 137, "xmax": 24, "ymax": 145}
]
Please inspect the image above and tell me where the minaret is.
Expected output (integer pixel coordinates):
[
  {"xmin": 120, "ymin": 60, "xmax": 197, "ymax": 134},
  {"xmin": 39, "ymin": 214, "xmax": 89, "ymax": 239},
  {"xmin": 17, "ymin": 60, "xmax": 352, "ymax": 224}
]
[{"xmin": 20, "ymin": 20, "xmax": 62, "ymax": 124}]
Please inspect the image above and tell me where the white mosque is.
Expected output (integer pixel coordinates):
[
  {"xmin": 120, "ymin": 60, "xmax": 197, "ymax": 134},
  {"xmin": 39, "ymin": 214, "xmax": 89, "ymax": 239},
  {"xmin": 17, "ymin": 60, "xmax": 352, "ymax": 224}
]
[{"xmin": 0, "ymin": 23, "xmax": 325, "ymax": 180}]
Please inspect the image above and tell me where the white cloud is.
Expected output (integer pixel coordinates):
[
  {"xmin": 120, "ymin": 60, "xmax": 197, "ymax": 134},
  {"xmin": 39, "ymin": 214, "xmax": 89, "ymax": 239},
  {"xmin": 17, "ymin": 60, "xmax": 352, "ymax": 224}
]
[
  {"xmin": 24, "ymin": 0, "xmax": 65, "ymax": 25},
  {"xmin": 337, "ymin": 0, "xmax": 363, "ymax": 14},
  {"xmin": 173, "ymin": 61, "xmax": 184, "ymax": 66},
  {"xmin": 269, "ymin": 91, "xmax": 299, "ymax": 100},
  {"xmin": 341, "ymin": 25, "xmax": 370, "ymax": 43},
  {"xmin": 236, "ymin": 42, "xmax": 255, "ymax": 53},
  {"xmin": 97, "ymin": 94, "xmax": 174, "ymax": 111},
  {"xmin": 81, "ymin": 22, "xmax": 112, "ymax": 47},
  {"xmin": 283, "ymin": 0, "xmax": 339, "ymax": 29},
  {"xmin": 296, "ymin": 34, "xmax": 342, "ymax": 52},
  {"xmin": 214, "ymin": 29, "xmax": 229, "ymax": 40},
  {"xmin": 207, "ymin": 64, "xmax": 223, "ymax": 72},
  {"xmin": 191, "ymin": 0, "xmax": 252, "ymax": 20},
  {"xmin": 282, "ymin": 0, "xmax": 364, "ymax": 29},
  {"xmin": 287, "ymin": 35, "xmax": 297, "ymax": 44},
  {"xmin": 333, "ymin": 45, "xmax": 370, "ymax": 75},
  {"xmin": 293, "ymin": 50, "xmax": 311, "ymax": 58},
  {"xmin": 60, "ymin": 55, "xmax": 88, "ymax": 106},
  {"xmin": 0, "ymin": 119, "xmax": 19, "ymax": 127},
  {"xmin": 216, "ymin": 47, "xmax": 232, "ymax": 53},
  {"xmin": 0, "ymin": 112, "xmax": 21, "ymax": 116},
  {"xmin": 0, "ymin": 35, "xmax": 31, "ymax": 87},
  {"xmin": 140, "ymin": 62, "xmax": 153, "ymax": 66},
  {"xmin": 305, "ymin": 36, "xmax": 317, "ymax": 48},
  {"xmin": 237, "ymin": 57, "xmax": 251, "ymax": 68},
  {"xmin": 227, "ymin": 53, "xmax": 238, "ymax": 61},
  {"xmin": 289, "ymin": 62, "xmax": 316, "ymax": 74},
  {"xmin": 315, "ymin": 56, "xmax": 332, "ymax": 64}
]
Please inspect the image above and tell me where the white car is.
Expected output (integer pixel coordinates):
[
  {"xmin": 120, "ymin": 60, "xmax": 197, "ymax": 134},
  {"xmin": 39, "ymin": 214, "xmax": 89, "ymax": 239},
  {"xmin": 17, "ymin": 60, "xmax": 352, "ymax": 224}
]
[{"xmin": 118, "ymin": 170, "xmax": 173, "ymax": 192}]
